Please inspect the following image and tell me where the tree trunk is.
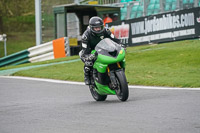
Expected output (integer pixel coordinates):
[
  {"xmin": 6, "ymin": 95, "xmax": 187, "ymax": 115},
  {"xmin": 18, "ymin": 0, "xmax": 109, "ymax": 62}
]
[{"xmin": 0, "ymin": 16, "xmax": 4, "ymax": 33}]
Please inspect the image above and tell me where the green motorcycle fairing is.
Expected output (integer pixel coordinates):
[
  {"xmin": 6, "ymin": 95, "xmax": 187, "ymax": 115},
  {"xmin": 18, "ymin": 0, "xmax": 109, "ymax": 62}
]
[
  {"xmin": 91, "ymin": 38, "xmax": 126, "ymax": 95},
  {"xmin": 95, "ymin": 81, "xmax": 116, "ymax": 95},
  {"xmin": 93, "ymin": 49, "xmax": 125, "ymax": 73}
]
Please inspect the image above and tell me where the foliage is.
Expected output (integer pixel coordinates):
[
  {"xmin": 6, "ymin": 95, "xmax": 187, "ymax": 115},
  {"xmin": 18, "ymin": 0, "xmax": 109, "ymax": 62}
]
[
  {"xmin": 0, "ymin": 0, "xmax": 76, "ymax": 57},
  {"xmin": 0, "ymin": 0, "xmax": 35, "ymax": 16},
  {"xmin": 0, "ymin": 0, "xmax": 35, "ymax": 32}
]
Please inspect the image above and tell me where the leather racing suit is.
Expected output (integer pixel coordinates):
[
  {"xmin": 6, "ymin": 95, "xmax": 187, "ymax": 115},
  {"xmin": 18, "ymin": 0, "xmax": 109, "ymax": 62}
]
[{"xmin": 79, "ymin": 26, "xmax": 121, "ymax": 85}]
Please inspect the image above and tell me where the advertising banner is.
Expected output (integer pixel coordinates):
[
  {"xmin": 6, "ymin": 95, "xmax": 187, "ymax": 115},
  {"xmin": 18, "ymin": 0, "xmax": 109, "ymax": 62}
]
[{"xmin": 108, "ymin": 7, "xmax": 200, "ymax": 46}]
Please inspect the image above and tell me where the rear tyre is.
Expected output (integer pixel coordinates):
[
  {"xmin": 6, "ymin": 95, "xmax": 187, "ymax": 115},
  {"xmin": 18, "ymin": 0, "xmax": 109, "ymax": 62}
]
[
  {"xmin": 89, "ymin": 85, "xmax": 107, "ymax": 101},
  {"xmin": 115, "ymin": 70, "xmax": 129, "ymax": 101}
]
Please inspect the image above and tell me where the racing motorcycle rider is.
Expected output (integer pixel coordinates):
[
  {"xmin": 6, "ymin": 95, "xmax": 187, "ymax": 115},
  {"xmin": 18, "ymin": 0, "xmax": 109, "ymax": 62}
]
[{"xmin": 79, "ymin": 16, "xmax": 124, "ymax": 85}]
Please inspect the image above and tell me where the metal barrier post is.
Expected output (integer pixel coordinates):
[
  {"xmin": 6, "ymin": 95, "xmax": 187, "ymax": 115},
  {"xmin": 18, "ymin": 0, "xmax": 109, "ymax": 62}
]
[
  {"xmin": 3, "ymin": 34, "xmax": 7, "ymax": 56},
  {"xmin": 64, "ymin": 37, "xmax": 71, "ymax": 56},
  {"xmin": 0, "ymin": 34, "xmax": 7, "ymax": 56}
]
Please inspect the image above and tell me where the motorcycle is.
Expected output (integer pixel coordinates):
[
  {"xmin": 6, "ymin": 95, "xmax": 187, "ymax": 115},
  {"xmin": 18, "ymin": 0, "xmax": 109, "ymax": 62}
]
[{"xmin": 88, "ymin": 38, "xmax": 129, "ymax": 102}]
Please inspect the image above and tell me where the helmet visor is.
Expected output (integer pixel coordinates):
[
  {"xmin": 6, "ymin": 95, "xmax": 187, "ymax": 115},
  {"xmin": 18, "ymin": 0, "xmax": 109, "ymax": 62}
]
[{"xmin": 91, "ymin": 25, "xmax": 104, "ymax": 34}]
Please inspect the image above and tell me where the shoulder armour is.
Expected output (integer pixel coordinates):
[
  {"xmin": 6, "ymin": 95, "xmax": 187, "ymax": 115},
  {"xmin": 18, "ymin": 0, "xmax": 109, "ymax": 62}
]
[
  {"xmin": 105, "ymin": 28, "xmax": 111, "ymax": 35},
  {"xmin": 82, "ymin": 30, "xmax": 90, "ymax": 41}
]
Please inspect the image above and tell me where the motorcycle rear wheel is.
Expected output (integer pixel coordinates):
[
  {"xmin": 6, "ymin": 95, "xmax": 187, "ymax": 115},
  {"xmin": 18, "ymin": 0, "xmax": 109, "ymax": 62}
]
[
  {"xmin": 115, "ymin": 71, "xmax": 129, "ymax": 101},
  {"xmin": 89, "ymin": 85, "xmax": 107, "ymax": 101}
]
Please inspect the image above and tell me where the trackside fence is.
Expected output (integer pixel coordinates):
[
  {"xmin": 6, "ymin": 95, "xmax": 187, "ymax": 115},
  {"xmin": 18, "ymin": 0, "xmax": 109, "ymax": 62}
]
[{"xmin": 0, "ymin": 37, "xmax": 70, "ymax": 67}]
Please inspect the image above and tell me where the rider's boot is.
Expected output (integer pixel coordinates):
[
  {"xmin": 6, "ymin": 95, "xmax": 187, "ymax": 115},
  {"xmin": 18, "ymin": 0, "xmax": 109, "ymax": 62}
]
[
  {"xmin": 84, "ymin": 75, "xmax": 90, "ymax": 85},
  {"xmin": 84, "ymin": 67, "xmax": 91, "ymax": 85}
]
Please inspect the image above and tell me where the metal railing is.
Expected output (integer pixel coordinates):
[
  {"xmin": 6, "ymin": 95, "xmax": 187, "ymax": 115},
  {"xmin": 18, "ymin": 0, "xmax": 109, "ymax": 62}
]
[{"xmin": 120, "ymin": 0, "xmax": 200, "ymax": 20}]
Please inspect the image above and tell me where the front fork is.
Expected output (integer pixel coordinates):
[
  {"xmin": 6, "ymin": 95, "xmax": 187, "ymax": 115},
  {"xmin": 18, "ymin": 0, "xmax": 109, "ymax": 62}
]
[
  {"xmin": 92, "ymin": 61, "xmax": 125, "ymax": 88},
  {"xmin": 107, "ymin": 62, "xmax": 124, "ymax": 89},
  {"xmin": 109, "ymin": 70, "xmax": 118, "ymax": 88}
]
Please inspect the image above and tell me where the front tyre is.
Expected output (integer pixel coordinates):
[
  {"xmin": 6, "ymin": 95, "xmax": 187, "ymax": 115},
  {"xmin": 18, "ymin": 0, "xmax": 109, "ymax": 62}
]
[
  {"xmin": 115, "ymin": 70, "xmax": 129, "ymax": 101},
  {"xmin": 89, "ymin": 85, "xmax": 107, "ymax": 101}
]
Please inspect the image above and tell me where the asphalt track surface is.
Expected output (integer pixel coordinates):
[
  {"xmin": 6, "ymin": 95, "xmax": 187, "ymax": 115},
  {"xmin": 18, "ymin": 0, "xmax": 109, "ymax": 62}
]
[{"xmin": 0, "ymin": 76, "xmax": 200, "ymax": 133}]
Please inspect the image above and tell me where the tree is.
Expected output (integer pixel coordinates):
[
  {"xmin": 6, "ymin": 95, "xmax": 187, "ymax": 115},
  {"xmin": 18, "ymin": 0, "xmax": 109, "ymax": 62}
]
[{"xmin": 0, "ymin": 0, "xmax": 35, "ymax": 33}]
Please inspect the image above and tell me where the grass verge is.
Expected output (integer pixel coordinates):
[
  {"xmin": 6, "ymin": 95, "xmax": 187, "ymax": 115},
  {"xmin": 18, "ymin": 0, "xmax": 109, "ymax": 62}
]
[
  {"xmin": 0, "ymin": 32, "xmax": 35, "ymax": 58},
  {"xmin": 2, "ymin": 39, "xmax": 200, "ymax": 88}
]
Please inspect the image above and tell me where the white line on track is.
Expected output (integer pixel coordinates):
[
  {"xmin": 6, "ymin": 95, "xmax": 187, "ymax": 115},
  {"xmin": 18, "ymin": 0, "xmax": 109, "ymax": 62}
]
[{"xmin": 1, "ymin": 76, "xmax": 200, "ymax": 91}]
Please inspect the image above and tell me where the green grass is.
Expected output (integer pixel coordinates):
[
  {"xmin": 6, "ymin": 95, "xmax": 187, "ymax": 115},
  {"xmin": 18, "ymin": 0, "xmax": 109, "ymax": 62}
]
[
  {"xmin": 125, "ymin": 40, "xmax": 200, "ymax": 87},
  {"xmin": 13, "ymin": 60, "xmax": 84, "ymax": 81},
  {"xmin": 0, "ymin": 32, "xmax": 35, "ymax": 58},
  {"xmin": 0, "ymin": 56, "xmax": 79, "ymax": 71},
  {"xmin": 2, "ymin": 39, "xmax": 200, "ymax": 87},
  {"xmin": 0, "ymin": 15, "xmax": 35, "ymax": 58}
]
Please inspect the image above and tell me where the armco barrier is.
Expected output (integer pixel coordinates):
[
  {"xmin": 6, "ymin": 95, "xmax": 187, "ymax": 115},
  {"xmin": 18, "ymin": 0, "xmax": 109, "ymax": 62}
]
[
  {"xmin": 0, "ymin": 37, "xmax": 70, "ymax": 67},
  {"xmin": 0, "ymin": 50, "xmax": 29, "ymax": 67},
  {"xmin": 28, "ymin": 41, "xmax": 53, "ymax": 58},
  {"xmin": 28, "ymin": 41, "xmax": 54, "ymax": 63},
  {"xmin": 29, "ymin": 52, "xmax": 54, "ymax": 63}
]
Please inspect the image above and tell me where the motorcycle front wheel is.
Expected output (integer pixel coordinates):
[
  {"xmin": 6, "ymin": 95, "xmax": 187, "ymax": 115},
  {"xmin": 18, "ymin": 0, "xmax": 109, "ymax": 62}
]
[
  {"xmin": 89, "ymin": 85, "xmax": 107, "ymax": 101},
  {"xmin": 115, "ymin": 70, "xmax": 129, "ymax": 101}
]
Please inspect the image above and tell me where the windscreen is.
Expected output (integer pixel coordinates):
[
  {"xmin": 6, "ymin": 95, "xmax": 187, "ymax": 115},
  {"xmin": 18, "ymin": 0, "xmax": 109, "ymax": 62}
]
[{"xmin": 95, "ymin": 38, "xmax": 119, "ymax": 52}]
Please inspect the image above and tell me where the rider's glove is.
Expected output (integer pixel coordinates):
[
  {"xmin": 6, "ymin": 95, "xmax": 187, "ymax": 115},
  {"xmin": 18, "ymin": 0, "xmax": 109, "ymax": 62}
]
[
  {"xmin": 85, "ymin": 61, "xmax": 93, "ymax": 66},
  {"xmin": 88, "ymin": 54, "xmax": 96, "ymax": 61},
  {"xmin": 87, "ymin": 52, "xmax": 98, "ymax": 61}
]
